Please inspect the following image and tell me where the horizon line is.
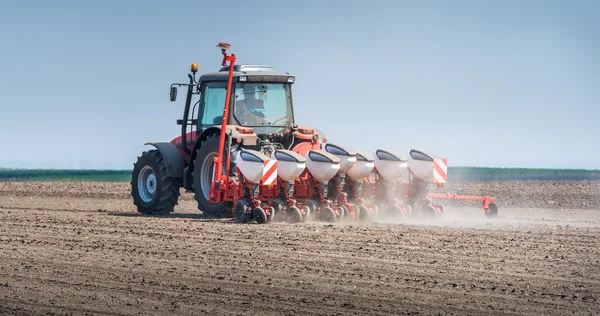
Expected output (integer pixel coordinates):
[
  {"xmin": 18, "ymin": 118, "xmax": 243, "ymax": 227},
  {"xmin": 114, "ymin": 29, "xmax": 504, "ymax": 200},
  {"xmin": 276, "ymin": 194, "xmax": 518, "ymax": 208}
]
[{"xmin": 1, "ymin": 166, "xmax": 599, "ymax": 172}]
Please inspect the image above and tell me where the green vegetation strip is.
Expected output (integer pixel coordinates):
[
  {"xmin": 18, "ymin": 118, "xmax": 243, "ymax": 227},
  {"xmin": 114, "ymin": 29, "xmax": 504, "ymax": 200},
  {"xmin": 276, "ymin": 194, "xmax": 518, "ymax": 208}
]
[
  {"xmin": 0, "ymin": 167, "xmax": 599, "ymax": 182},
  {"xmin": 448, "ymin": 167, "xmax": 600, "ymax": 182},
  {"xmin": 0, "ymin": 169, "xmax": 131, "ymax": 182}
]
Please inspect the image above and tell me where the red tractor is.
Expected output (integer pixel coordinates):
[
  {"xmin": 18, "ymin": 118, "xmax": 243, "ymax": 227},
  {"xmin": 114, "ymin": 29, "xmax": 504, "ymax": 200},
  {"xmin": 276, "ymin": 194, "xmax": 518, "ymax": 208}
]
[{"xmin": 130, "ymin": 43, "xmax": 326, "ymax": 222}]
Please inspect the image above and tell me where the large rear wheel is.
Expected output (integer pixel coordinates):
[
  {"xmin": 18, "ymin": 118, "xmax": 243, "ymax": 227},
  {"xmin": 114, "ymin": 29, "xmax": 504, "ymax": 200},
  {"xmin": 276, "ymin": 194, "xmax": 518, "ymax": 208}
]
[
  {"xmin": 131, "ymin": 150, "xmax": 180, "ymax": 215},
  {"xmin": 192, "ymin": 134, "xmax": 227, "ymax": 217}
]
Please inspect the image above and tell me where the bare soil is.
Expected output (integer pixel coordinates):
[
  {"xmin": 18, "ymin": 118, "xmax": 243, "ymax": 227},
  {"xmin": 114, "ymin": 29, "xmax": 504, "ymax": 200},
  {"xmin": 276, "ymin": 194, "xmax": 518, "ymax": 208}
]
[
  {"xmin": 0, "ymin": 181, "xmax": 599, "ymax": 315},
  {"xmin": 429, "ymin": 181, "xmax": 600, "ymax": 210}
]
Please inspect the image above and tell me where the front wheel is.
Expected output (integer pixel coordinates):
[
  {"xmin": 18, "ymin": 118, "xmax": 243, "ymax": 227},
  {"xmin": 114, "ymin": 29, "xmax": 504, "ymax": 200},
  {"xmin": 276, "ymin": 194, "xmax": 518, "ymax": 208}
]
[{"xmin": 131, "ymin": 150, "xmax": 180, "ymax": 215}]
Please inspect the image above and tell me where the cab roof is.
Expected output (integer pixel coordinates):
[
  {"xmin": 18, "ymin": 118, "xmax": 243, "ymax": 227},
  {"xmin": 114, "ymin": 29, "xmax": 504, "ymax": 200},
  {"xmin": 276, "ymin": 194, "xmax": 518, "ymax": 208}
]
[{"xmin": 198, "ymin": 64, "xmax": 294, "ymax": 83}]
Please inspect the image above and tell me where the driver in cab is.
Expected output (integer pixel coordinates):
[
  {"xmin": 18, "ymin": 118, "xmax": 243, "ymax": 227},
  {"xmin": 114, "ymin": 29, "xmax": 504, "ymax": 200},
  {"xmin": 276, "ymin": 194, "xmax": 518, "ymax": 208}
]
[{"xmin": 235, "ymin": 84, "xmax": 270, "ymax": 126}]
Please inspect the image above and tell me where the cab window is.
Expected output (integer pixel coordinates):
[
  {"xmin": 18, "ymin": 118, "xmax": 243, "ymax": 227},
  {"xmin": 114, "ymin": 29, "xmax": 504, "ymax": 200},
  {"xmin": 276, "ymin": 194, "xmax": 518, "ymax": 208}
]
[{"xmin": 199, "ymin": 82, "xmax": 227, "ymax": 127}]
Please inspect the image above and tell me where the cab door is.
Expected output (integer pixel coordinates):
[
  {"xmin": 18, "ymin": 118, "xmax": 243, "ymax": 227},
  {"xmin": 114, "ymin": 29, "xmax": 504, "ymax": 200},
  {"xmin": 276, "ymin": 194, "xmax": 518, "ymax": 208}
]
[{"xmin": 198, "ymin": 81, "xmax": 228, "ymax": 130}]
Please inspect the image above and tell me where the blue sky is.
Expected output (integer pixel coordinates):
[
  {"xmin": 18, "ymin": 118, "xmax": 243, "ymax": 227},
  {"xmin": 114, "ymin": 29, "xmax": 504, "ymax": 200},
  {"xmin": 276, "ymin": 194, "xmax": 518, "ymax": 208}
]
[{"xmin": 1, "ymin": 0, "xmax": 598, "ymax": 169}]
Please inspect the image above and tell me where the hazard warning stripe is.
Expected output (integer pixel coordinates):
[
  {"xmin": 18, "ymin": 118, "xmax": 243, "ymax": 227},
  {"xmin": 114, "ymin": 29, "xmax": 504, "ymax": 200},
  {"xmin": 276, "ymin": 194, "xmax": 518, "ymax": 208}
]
[
  {"xmin": 433, "ymin": 171, "xmax": 445, "ymax": 183},
  {"xmin": 433, "ymin": 158, "xmax": 447, "ymax": 183},
  {"xmin": 262, "ymin": 160, "xmax": 278, "ymax": 185}
]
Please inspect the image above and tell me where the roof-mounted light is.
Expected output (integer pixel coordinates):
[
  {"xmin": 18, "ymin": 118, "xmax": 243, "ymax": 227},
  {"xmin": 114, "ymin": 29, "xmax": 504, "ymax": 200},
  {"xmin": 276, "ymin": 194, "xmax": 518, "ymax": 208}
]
[
  {"xmin": 287, "ymin": 76, "xmax": 295, "ymax": 83},
  {"xmin": 191, "ymin": 63, "xmax": 198, "ymax": 73},
  {"xmin": 239, "ymin": 76, "xmax": 247, "ymax": 82}
]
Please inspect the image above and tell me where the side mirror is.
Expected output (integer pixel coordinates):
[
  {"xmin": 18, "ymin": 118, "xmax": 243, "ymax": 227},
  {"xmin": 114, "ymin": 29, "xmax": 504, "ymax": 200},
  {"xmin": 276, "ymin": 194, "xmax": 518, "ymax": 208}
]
[{"xmin": 170, "ymin": 86, "xmax": 177, "ymax": 102}]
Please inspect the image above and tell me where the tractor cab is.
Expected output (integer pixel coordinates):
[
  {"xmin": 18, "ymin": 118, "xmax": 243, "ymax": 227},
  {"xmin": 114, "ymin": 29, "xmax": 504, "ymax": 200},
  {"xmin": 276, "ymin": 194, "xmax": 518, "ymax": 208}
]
[
  {"xmin": 170, "ymin": 64, "xmax": 297, "ymax": 144},
  {"xmin": 201, "ymin": 64, "xmax": 296, "ymax": 133}
]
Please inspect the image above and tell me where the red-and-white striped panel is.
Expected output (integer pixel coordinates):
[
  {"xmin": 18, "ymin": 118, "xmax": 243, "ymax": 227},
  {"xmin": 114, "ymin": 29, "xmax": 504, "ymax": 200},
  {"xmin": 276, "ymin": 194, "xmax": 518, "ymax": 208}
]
[
  {"xmin": 433, "ymin": 158, "xmax": 447, "ymax": 184},
  {"xmin": 262, "ymin": 160, "xmax": 278, "ymax": 185}
]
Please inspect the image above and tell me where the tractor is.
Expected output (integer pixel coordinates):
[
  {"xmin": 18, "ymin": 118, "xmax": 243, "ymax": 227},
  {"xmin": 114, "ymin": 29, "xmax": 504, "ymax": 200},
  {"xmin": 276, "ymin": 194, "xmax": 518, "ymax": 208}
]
[
  {"xmin": 130, "ymin": 42, "xmax": 500, "ymax": 222},
  {"xmin": 130, "ymin": 43, "xmax": 325, "ymax": 220}
]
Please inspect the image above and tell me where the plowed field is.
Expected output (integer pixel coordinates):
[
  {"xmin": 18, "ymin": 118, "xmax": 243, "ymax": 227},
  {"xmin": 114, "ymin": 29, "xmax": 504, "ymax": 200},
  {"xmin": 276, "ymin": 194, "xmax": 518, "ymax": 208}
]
[{"xmin": 0, "ymin": 181, "xmax": 599, "ymax": 315}]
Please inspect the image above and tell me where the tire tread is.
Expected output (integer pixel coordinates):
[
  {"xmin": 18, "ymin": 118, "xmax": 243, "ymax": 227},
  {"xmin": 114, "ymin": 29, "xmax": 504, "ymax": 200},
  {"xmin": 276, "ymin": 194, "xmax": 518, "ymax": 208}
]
[{"xmin": 131, "ymin": 150, "xmax": 180, "ymax": 215}]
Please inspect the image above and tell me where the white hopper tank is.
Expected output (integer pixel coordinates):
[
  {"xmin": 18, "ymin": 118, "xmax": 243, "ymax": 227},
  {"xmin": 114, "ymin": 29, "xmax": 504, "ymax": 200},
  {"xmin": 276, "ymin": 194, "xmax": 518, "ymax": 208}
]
[
  {"xmin": 374, "ymin": 149, "xmax": 408, "ymax": 181},
  {"xmin": 323, "ymin": 143, "xmax": 357, "ymax": 175},
  {"xmin": 271, "ymin": 149, "xmax": 306, "ymax": 182},
  {"xmin": 235, "ymin": 149, "xmax": 273, "ymax": 184},
  {"xmin": 305, "ymin": 150, "xmax": 341, "ymax": 182},
  {"xmin": 408, "ymin": 149, "xmax": 447, "ymax": 184},
  {"xmin": 346, "ymin": 150, "xmax": 375, "ymax": 181}
]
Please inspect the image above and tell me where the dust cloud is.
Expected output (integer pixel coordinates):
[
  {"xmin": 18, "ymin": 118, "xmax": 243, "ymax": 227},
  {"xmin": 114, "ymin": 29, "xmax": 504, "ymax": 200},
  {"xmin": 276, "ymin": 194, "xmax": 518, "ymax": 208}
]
[{"xmin": 370, "ymin": 205, "xmax": 600, "ymax": 231}]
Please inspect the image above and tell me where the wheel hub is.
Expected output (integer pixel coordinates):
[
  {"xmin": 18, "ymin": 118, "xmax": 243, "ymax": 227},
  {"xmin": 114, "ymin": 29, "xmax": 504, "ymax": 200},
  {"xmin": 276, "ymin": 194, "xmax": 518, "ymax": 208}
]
[{"xmin": 138, "ymin": 166, "xmax": 157, "ymax": 203}]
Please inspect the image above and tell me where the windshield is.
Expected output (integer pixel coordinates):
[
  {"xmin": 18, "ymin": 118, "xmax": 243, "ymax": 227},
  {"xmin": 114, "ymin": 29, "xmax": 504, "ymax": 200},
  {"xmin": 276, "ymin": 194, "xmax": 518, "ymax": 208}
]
[{"xmin": 233, "ymin": 82, "xmax": 293, "ymax": 127}]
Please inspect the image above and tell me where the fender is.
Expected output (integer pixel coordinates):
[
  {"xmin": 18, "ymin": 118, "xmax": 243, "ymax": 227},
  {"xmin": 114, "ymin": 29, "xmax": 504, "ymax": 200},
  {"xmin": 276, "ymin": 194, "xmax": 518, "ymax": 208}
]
[{"xmin": 144, "ymin": 142, "xmax": 185, "ymax": 179}]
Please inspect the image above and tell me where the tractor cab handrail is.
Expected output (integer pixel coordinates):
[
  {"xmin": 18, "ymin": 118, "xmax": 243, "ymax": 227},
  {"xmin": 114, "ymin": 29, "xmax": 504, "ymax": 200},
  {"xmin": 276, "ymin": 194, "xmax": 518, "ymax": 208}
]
[{"xmin": 176, "ymin": 119, "xmax": 198, "ymax": 126}]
